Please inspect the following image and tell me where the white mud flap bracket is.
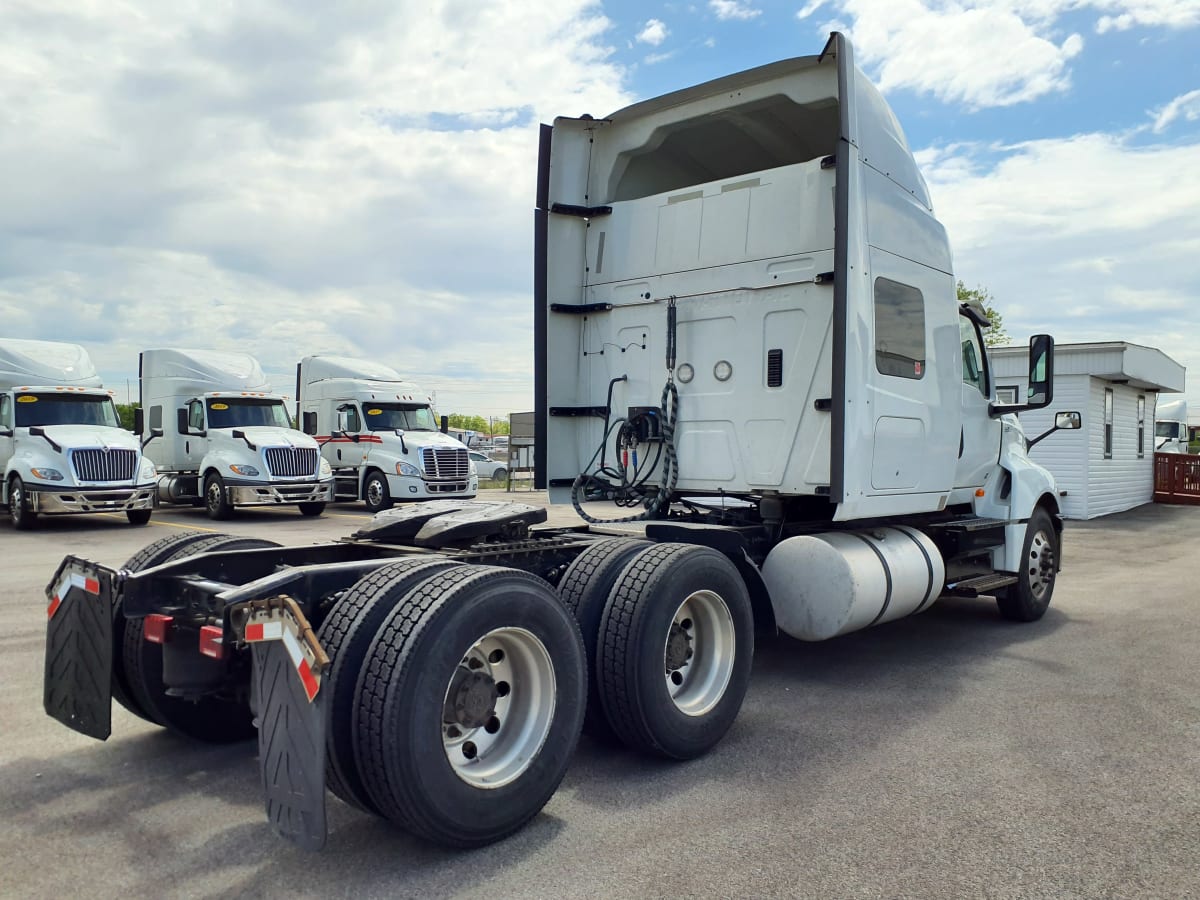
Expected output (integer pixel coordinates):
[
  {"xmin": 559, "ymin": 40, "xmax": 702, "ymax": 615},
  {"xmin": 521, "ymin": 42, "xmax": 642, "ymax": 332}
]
[
  {"xmin": 43, "ymin": 557, "xmax": 115, "ymax": 740},
  {"xmin": 234, "ymin": 596, "xmax": 330, "ymax": 851}
]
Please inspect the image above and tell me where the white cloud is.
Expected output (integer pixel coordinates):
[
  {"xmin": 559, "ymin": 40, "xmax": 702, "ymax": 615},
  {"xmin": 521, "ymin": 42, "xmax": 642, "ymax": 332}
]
[
  {"xmin": 920, "ymin": 132, "xmax": 1200, "ymax": 407},
  {"xmin": 644, "ymin": 51, "xmax": 678, "ymax": 65},
  {"xmin": 819, "ymin": 0, "xmax": 1199, "ymax": 109},
  {"xmin": 796, "ymin": 0, "xmax": 828, "ymax": 19},
  {"xmin": 1152, "ymin": 89, "xmax": 1200, "ymax": 132},
  {"xmin": 0, "ymin": 0, "xmax": 632, "ymax": 416},
  {"xmin": 710, "ymin": 0, "xmax": 763, "ymax": 21},
  {"xmin": 637, "ymin": 18, "xmax": 669, "ymax": 45}
]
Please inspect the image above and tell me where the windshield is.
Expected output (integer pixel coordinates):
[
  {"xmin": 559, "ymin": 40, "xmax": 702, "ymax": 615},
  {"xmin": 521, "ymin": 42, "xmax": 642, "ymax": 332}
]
[
  {"xmin": 363, "ymin": 403, "xmax": 438, "ymax": 432},
  {"xmin": 1155, "ymin": 421, "xmax": 1181, "ymax": 439},
  {"xmin": 206, "ymin": 398, "xmax": 292, "ymax": 429},
  {"xmin": 15, "ymin": 394, "xmax": 120, "ymax": 428}
]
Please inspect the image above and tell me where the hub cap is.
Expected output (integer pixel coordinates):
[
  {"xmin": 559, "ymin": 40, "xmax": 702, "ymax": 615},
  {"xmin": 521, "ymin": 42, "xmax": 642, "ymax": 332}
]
[
  {"xmin": 1027, "ymin": 529, "xmax": 1056, "ymax": 600},
  {"xmin": 366, "ymin": 478, "xmax": 384, "ymax": 507},
  {"xmin": 441, "ymin": 627, "xmax": 555, "ymax": 789},
  {"xmin": 663, "ymin": 589, "xmax": 736, "ymax": 717}
]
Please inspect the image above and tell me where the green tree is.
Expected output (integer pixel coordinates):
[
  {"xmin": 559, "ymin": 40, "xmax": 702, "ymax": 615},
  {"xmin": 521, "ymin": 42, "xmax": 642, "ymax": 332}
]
[
  {"xmin": 956, "ymin": 281, "xmax": 1010, "ymax": 346},
  {"xmin": 115, "ymin": 402, "xmax": 139, "ymax": 432}
]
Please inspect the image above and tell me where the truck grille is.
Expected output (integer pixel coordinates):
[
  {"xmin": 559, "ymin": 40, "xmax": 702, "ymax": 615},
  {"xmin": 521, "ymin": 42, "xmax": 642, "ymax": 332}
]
[
  {"xmin": 264, "ymin": 447, "xmax": 318, "ymax": 478},
  {"xmin": 71, "ymin": 449, "xmax": 137, "ymax": 482},
  {"xmin": 422, "ymin": 447, "xmax": 469, "ymax": 479}
]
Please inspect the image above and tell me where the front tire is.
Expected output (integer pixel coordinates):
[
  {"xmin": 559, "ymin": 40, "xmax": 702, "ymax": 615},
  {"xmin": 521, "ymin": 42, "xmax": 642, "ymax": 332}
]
[
  {"xmin": 597, "ymin": 543, "xmax": 754, "ymax": 760},
  {"xmin": 363, "ymin": 470, "xmax": 393, "ymax": 513},
  {"xmin": 204, "ymin": 472, "xmax": 233, "ymax": 520},
  {"xmin": 997, "ymin": 506, "xmax": 1059, "ymax": 622},
  {"xmin": 126, "ymin": 509, "xmax": 152, "ymax": 526},
  {"xmin": 354, "ymin": 565, "xmax": 586, "ymax": 847},
  {"xmin": 298, "ymin": 502, "xmax": 325, "ymax": 517},
  {"xmin": 8, "ymin": 476, "xmax": 37, "ymax": 530}
]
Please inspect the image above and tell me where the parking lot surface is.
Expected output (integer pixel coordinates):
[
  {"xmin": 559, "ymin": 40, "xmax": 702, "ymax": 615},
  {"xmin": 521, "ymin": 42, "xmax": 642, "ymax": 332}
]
[{"xmin": 2, "ymin": 496, "xmax": 1198, "ymax": 898}]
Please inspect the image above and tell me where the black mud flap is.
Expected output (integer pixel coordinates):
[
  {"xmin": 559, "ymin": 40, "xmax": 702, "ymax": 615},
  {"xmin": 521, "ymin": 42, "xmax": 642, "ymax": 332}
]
[
  {"xmin": 43, "ymin": 557, "xmax": 116, "ymax": 740},
  {"xmin": 245, "ymin": 600, "xmax": 329, "ymax": 851}
]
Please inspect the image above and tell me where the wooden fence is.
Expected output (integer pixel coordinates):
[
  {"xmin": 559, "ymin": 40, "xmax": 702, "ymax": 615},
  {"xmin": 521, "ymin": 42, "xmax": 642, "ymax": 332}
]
[{"xmin": 1153, "ymin": 452, "xmax": 1200, "ymax": 505}]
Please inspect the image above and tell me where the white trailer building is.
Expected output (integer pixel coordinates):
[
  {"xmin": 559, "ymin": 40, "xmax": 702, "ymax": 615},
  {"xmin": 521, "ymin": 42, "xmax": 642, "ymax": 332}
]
[{"xmin": 990, "ymin": 341, "xmax": 1185, "ymax": 518}]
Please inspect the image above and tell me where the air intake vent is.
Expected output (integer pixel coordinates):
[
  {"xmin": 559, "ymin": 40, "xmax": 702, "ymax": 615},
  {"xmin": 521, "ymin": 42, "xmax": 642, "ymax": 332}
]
[
  {"xmin": 264, "ymin": 447, "xmax": 318, "ymax": 478},
  {"xmin": 767, "ymin": 349, "xmax": 783, "ymax": 388},
  {"xmin": 72, "ymin": 449, "xmax": 137, "ymax": 482}
]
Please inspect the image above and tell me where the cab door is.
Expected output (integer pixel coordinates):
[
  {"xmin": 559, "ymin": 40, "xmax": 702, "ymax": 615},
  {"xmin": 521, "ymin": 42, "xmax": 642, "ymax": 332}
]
[
  {"xmin": 954, "ymin": 315, "xmax": 1001, "ymax": 491},
  {"xmin": 0, "ymin": 395, "xmax": 15, "ymax": 486}
]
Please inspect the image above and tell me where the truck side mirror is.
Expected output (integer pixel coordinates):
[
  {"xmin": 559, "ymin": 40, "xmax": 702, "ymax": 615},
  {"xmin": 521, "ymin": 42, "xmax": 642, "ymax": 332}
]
[
  {"xmin": 302, "ymin": 411, "xmax": 317, "ymax": 435},
  {"xmin": 133, "ymin": 407, "xmax": 144, "ymax": 435},
  {"xmin": 440, "ymin": 415, "xmax": 449, "ymax": 435},
  {"xmin": 336, "ymin": 409, "xmax": 352, "ymax": 433},
  {"xmin": 1026, "ymin": 334, "xmax": 1054, "ymax": 410},
  {"xmin": 1055, "ymin": 411, "xmax": 1081, "ymax": 430},
  {"xmin": 177, "ymin": 407, "xmax": 188, "ymax": 435}
]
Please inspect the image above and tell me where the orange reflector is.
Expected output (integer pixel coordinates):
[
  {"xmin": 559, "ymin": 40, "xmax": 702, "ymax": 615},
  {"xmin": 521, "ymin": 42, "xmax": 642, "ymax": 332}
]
[
  {"xmin": 144, "ymin": 614, "xmax": 174, "ymax": 644},
  {"xmin": 975, "ymin": 489, "xmax": 986, "ymax": 497},
  {"xmin": 199, "ymin": 625, "xmax": 224, "ymax": 660}
]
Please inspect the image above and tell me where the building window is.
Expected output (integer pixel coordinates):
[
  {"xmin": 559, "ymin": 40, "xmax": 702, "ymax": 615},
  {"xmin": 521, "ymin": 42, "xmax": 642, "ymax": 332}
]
[
  {"xmin": 1104, "ymin": 388, "xmax": 1114, "ymax": 459},
  {"xmin": 874, "ymin": 278, "xmax": 925, "ymax": 380},
  {"xmin": 1137, "ymin": 395, "xmax": 1145, "ymax": 458},
  {"xmin": 996, "ymin": 385, "xmax": 1020, "ymax": 404}
]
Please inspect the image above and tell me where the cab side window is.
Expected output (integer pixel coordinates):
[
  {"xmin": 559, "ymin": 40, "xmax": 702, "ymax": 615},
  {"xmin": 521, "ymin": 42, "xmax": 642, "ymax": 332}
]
[
  {"xmin": 874, "ymin": 278, "xmax": 926, "ymax": 379},
  {"xmin": 959, "ymin": 316, "xmax": 988, "ymax": 396}
]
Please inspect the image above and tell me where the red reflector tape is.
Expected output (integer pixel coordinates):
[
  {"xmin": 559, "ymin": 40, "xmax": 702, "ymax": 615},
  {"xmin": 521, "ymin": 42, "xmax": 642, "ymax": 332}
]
[
  {"xmin": 144, "ymin": 614, "xmax": 174, "ymax": 644},
  {"xmin": 244, "ymin": 622, "xmax": 264, "ymax": 642},
  {"xmin": 198, "ymin": 625, "xmax": 224, "ymax": 660},
  {"xmin": 84, "ymin": 577, "xmax": 100, "ymax": 595},
  {"xmin": 297, "ymin": 658, "xmax": 319, "ymax": 702},
  {"xmin": 47, "ymin": 595, "xmax": 62, "ymax": 620}
]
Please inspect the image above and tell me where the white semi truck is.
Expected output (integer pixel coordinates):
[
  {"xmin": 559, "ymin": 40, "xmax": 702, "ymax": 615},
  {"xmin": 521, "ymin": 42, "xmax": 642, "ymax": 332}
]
[
  {"xmin": 139, "ymin": 348, "xmax": 334, "ymax": 519},
  {"xmin": 296, "ymin": 355, "xmax": 476, "ymax": 510},
  {"xmin": 1155, "ymin": 398, "xmax": 1189, "ymax": 453},
  {"xmin": 44, "ymin": 34, "xmax": 1081, "ymax": 853},
  {"xmin": 0, "ymin": 338, "xmax": 156, "ymax": 529}
]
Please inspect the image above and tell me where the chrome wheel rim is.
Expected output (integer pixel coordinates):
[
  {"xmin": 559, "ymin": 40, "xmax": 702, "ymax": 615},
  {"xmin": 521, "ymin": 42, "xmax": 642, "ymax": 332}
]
[
  {"xmin": 1027, "ymin": 529, "xmax": 1056, "ymax": 600},
  {"xmin": 206, "ymin": 480, "xmax": 222, "ymax": 513},
  {"xmin": 442, "ymin": 627, "xmax": 555, "ymax": 789},
  {"xmin": 365, "ymin": 477, "xmax": 384, "ymax": 508},
  {"xmin": 9, "ymin": 482, "xmax": 21, "ymax": 524},
  {"xmin": 663, "ymin": 589, "xmax": 736, "ymax": 717}
]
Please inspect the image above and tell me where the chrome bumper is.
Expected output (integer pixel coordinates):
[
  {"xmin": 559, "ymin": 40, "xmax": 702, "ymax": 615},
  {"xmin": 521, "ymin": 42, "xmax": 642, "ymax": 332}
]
[
  {"xmin": 228, "ymin": 480, "xmax": 334, "ymax": 507},
  {"xmin": 30, "ymin": 486, "xmax": 157, "ymax": 515}
]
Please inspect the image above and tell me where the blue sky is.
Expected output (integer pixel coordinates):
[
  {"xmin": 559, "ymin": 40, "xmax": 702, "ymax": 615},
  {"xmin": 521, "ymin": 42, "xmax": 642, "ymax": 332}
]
[{"xmin": 1, "ymin": 0, "xmax": 1198, "ymax": 417}]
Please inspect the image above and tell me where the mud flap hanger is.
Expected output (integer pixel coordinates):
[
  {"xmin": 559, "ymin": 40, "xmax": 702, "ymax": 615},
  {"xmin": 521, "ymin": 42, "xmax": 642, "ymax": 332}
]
[{"xmin": 232, "ymin": 595, "xmax": 331, "ymax": 851}]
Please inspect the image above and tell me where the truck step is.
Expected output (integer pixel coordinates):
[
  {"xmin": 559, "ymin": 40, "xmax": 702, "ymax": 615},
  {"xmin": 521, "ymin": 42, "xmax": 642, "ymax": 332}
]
[
  {"xmin": 926, "ymin": 516, "xmax": 1011, "ymax": 533},
  {"xmin": 942, "ymin": 573, "xmax": 1019, "ymax": 598}
]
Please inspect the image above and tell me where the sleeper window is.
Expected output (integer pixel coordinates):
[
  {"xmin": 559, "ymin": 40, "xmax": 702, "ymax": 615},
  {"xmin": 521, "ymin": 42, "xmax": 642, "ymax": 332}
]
[{"xmin": 875, "ymin": 278, "xmax": 926, "ymax": 380}]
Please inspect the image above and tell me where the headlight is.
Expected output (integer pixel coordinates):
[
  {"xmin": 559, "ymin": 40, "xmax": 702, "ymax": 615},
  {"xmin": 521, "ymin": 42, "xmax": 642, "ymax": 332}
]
[
  {"xmin": 319, "ymin": 458, "xmax": 332, "ymax": 476},
  {"xmin": 468, "ymin": 460, "xmax": 478, "ymax": 475},
  {"xmin": 229, "ymin": 464, "xmax": 260, "ymax": 477},
  {"xmin": 396, "ymin": 462, "xmax": 420, "ymax": 477},
  {"xmin": 139, "ymin": 459, "xmax": 157, "ymax": 480},
  {"xmin": 30, "ymin": 467, "xmax": 64, "ymax": 481}
]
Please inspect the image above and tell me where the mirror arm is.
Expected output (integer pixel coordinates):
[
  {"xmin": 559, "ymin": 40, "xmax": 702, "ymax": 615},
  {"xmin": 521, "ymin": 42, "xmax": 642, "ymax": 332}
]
[{"xmin": 231, "ymin": 429, "xmax": 257, "ymax": 451}]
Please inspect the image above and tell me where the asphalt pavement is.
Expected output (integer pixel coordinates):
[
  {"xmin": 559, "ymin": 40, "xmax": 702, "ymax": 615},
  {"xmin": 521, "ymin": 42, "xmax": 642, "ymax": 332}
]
[{"xmin": 1, "ymin": 494, "xmax": 1197, "ymax": 898}]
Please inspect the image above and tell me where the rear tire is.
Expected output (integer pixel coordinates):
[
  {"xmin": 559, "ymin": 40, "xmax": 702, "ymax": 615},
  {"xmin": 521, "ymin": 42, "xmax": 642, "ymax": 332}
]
[
  {"xmin": 122, "ymin": 535, "xmax": 281, "ymax": 741},
  {"xmin": 997, "ymin": 506, "xmax": 1058, "ymax": 622},
  {"xmin": 126, "ymin": 509, "xmax": 152, "ymax": 525},
  {"xmin": 204, "ymin": 472, "xmax": 233, "ymax": 520},
  {"xmin": 557, "ymin": 538, "xmax": 652, "ymax": 741},
  {"xmin": 597, "ymin": 543, "xmax": 754, "ymax": 760},
  {"xmin": 316, "ymin": 557, "xmax": 462, "ymax": 814},
  {"xmin": 354, "ymin": 565, "xmax": 586, "ymax": 847},
  {"xmin": 363, "ymin": 471, "xmax": 393, "ymax": 513},
  {"xmin": 8, "ymin": 476, "xmax": 37, "ymax": 530},
  {"xmin": 298, "ymin": 502, "xmax": 325, "ymax": 517},
  {"xmin": 112, "ymin": 532, "xmax": 221, "ymax": 723}
]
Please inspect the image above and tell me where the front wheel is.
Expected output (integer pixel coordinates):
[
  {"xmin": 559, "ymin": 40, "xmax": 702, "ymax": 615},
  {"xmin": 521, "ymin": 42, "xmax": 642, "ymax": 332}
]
[
  {"xmin": 126, "ymin": 509, "xmax": 152, "ymax": 526},
  {"xmin": 204, "ymin": 472, "xmax": 233, "ymax": 520},
  {"xmin": 8, "ymin": 476, "xmax": 37, "ymax": 530},
  {"xmin": 363, "ymin": 470, "xmax": 393, "ymax": 513},
  {"xmin": 298, "ymin": 502, "xmax": 325, "ymax": 517},
  {"xmin": 997, "ymin": 506, "xmax": 1059, "ymax": 622}
]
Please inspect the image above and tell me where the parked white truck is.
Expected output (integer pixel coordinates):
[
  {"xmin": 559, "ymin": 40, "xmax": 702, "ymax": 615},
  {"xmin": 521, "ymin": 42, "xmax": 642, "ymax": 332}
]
[
  {"xmin": 45, "ymin": 34, "xmax": 1081, "ymax": 853},
  {"xmin": 0, "ymin": 338, "xmax": 156, "ymax": 528},
  {"xmin": 140, "ymin": 349, "xmax": 334, "ymax": 519},
  {"xmin": 1155, "ymin": 398, "xmax": 1189, "ymax": 453},
  {"xmin": 296, "ymin": 355, "xmax": 476, "ymax": 511}
]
